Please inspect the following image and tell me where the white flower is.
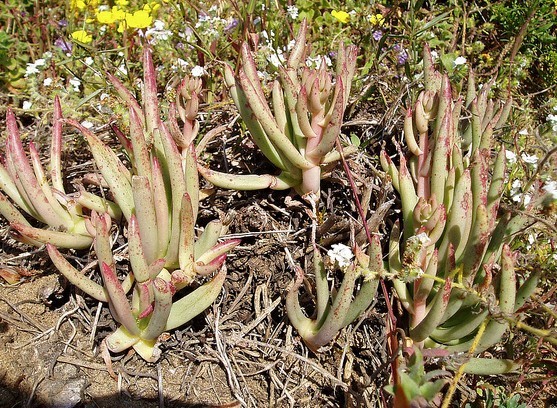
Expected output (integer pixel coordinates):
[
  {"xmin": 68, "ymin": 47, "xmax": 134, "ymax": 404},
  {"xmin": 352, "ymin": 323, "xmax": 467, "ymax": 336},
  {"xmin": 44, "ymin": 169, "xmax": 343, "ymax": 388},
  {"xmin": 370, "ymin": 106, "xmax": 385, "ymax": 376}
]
[
  {"xmin": 543, "ymin": 181, "xmax": 557, "ymax": 200},
  {"xmin": 117, "ymin": 64, "xmax": 127, "ymax": 76},
  {"xmin": 257, "ymin": 70, "xmax": 270, "ymax": 80},
  {"xmin": 287, "ymin": 39, "xmax": 296, "ymax": 51},
  {"xmin": 267, "ymin": 49, "xmax": 286, "ymax": 68},
  {"xmin": 505, "ymin": 150, "xmax": 517, "ymax": 164},
  {"xmin": 510, "ymin": 179, "xmax": 523, "ymax": 203},
  {"xmin": 526, "ymin": 233, "xmax": 536, "ymax": 250},
  {"xmin": 287, "ymin": 5, "xmax": 299, "ymax": 20},
  {"xmin": 430, "ymin": 50, "xmax": 439, "ymax": 60},
  {"xmin": 84, "ymin": 57, "xmax": 94, "ymax": 66},
  {"xmin": 81, "ymin": 120, "xmax": 94, "ymax": 129},
  {"xmin": 305, "ymin": 55, "xmax": 331, "ymax": 69},
  {"xmin": 146, "ymin": 20, "xmax": 172, "ymax": 43},
  {"xmin": 518, "ymin": 128, "xmax": 528, "ymax": 135},
  {"xmin": 175, "ymin": 58, "xmax": 189, "ymax": 69},
  {"xmin": 416, "ymin": 232, "xmax": 432, "ymax": 245},
  {"xmin": 42, "ymin": 51, "xmax": 52, "ymax": 59},
  {"xmin": 547, "ymin": 113, "xmax": 557, "ymax": 131},
  {"xmin": 43, "ymin": 77, "xmax": 53, "ymax": 87},
  {"xmin": 521, "ymin": 153, "xmax": 538, "ymax": 165},
  {"xmin": 154, "ymin": 20, "xmax": 165, "ymax": 30},
  {"xmin": 100, "ymin": 92, "xmax": 110, "ymax": 101},
  {"xmin": 22, "ymin": 101, "xmax": 32, "ymax": 110},
  {"xmin": 25, "ymin": 63, "xmax": 40, "ymax": 77},
  {"xmin": 34, "ymin": 58, "xmax": 46, "ymax": 67},
  {"xmin": 453, "ymin": 56, "xmax": 467, "ymax": 66},
  {"xmin": 328, "ymin": 244, "xmax": 354, "ymax": 268},
  {"xmin": 191, "ymin": 65, "xmax": 206, "ymax": 77},
  {"xmin": 69, "ymin": 77, "xmax": 81, "ymax": 92},
  {"xmin": 184, "ymin": 27, "xmax": 194, "ymax": 41}
]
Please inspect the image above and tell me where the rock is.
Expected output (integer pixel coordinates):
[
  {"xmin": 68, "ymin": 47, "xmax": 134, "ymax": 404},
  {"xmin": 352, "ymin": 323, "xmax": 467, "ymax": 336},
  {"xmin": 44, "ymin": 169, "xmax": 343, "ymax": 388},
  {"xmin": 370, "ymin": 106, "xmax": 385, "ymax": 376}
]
[{"xmin": 37, "ymin": 376, "xmax": 88, "ymax": 408}]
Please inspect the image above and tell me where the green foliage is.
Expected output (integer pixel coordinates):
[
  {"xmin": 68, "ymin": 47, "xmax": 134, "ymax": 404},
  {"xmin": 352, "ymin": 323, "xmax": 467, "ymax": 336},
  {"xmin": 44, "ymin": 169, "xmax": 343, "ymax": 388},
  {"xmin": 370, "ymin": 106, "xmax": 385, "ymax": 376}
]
[
  {"xmin": 0, "ymin": 0, "xmax": 35, "ymax": 90},
  {"xmin": 0, "ymin": 30, "xmax": 28, "ymax": 90},
  {"xmin": 385, "ymin": 347, "xmax": 449, "ymax": 406},
  {"xmin": 490, "ymin": 0, "xmax": 557, "ymax": 86},
  {"xmin": 465, "ymin": 384, "xmax": 527, "ymax": 408}
]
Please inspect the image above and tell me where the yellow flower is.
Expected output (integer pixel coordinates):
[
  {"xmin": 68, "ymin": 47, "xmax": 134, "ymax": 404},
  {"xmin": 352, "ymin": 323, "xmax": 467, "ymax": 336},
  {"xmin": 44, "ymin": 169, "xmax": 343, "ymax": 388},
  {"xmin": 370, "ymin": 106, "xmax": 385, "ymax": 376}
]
[
  {"xmin": 480, "ymin": 53, "xmax": 493, "ymax": 64},
  {"xmin": 71, "ymin": 0, "xmax": 86, "ymax": 11},
  {"xmin": 369, "ymin": 13, "xmax": 385, "ymax": 26},
  {"xmin": 71, "ymin": 30, "xmax": 93, "ymax": 43},
  {"xmin": 125, "ymin": 9, "xmax": 153, "ymax": 28},
  {"xmin": 111, "ymin": 6, "xmax": 126, "ymax": 20},
  {"xmin": 145, "ymin": 2, "xmax": 160, "ymax": 14},
  {"xmin": 331, "ymin": 10, "xmax": 350, "ymax": 24},
  {"xmin": 97, "ymin": 10, "xmax": 118, "ymax": 24},
  {"xmin": 115, "ymin": 0, "xmax": 129, "ymax": 6}
]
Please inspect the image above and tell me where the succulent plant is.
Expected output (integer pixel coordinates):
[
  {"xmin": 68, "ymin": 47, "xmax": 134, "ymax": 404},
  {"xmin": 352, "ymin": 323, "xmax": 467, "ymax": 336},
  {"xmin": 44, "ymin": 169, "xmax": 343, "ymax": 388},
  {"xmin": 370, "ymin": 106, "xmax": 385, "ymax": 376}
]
[
  {"xmin": 286, "ymin": 233, "xmax": 381, "ymax": 351},
  {"xmin": 198, "ymin": 19, "xmax": 358, "ymax": 197},
  {"xmin": 0, "ymin": 98, "xmax": 120, "ymax": 248},
  {"xmin": 385, "ymin": 346, "xmax": 449, "ymax": 407},
  {"xmin": 47, "ymin": 211, "xmax": 230, "ymax": 362},
  {"xmin": 380, "ymin": 45, "xmax": 539, "ymax": 373},
  {"xmin": 63, "ymin": 47, "xmax": 240, "ymax": 274},
  {"xmin": 12, "ymin": 46, "xmax": 240, "ymax": 362}
]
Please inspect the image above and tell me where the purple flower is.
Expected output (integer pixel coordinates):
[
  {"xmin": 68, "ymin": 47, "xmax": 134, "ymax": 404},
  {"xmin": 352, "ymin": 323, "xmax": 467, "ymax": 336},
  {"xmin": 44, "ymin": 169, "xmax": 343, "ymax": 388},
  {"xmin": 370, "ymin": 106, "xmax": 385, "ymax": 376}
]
[
  {"xmin": 225, "ymin": 18, "xmax": 239, "ymax": 32},
  {"xmin": 397, "ymin": 49, "xmax": 408, "ymax": 65},
  {"xmin": 55, "ymin": 37, "xmax": 72, "ymax": 54},
  {"xmin": 58, "ymin": 19, "xmax": 68, "ymax": 28},
  {"xmin": 372, "ymin": 30, "xmax": 383, "ymax": 41}
]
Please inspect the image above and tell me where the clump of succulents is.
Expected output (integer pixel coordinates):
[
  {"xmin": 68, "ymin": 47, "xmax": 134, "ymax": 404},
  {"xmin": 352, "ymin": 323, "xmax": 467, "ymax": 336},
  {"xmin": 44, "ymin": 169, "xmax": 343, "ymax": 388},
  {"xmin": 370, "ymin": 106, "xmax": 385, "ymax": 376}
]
[
  {"xmin": 0, "ymin": 47, "xmax": 239, "ymax": 362},
  {"xmin": 380, "ymin": 45, "xmax": 539, "ymax": 373},
  {"xmin": 0, "ymin": 98, "xmax": 102, "ymax": 249},
  {"xmin": 198, "ymin": 19, "xmax": 358, "ymax": 197},
  {"xmin": 286, "ymin": 238, "xmax": 381, "ymax": 352}
]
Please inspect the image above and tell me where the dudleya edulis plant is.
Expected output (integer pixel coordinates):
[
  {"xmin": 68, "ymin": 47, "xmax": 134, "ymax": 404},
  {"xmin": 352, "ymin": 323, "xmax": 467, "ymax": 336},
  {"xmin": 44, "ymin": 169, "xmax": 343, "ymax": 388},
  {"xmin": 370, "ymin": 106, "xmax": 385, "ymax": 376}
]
[
  {"xmin": 379, "ymin": 45, "xmax": 539, "ymax": 373},
  {"xmin": 0, "ymin": 97, "xmax": 119, "ymax": 249},
  {"xmin": 1, "ymin": 46, "xmax": 240, "ymax": 362},
  {"xmin": 198, "ymin": 19, "xmax": 358, "ymax": 198}
]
